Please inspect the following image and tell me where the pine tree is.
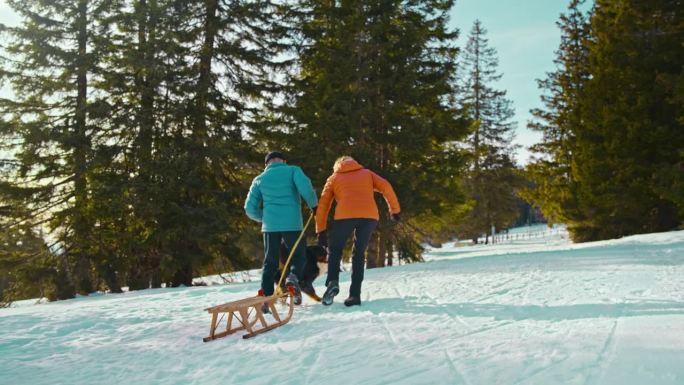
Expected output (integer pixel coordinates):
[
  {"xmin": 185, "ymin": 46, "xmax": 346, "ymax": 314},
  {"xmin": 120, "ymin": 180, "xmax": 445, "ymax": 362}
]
[
  {"xmin": 571, "ymin": 0, "xmax": 682, "ymax": 240},
  {"xmin": 279, "ymin": 0, "xmax": 468, "ymax": 265},
  {"xmin": 652, "ymin": 65, "xmax": 684, "ymax": 219},
  {"xmin": 96, "ymin": 0, "xmax": 205, "ymax": 290},
  {"xmin": 155, "ymin": 0, "xmax": 291, "ymax": 285},
  {"xmin": 84, "ymin": 0, "xmax": 188, "ymax": 291},
  {"xmin": 524, "ymin": 0, "xmax": 590, "ymax": 227},
  {"xmin": 457, "ymin": 20, "xmax": 520, "ymax": 243},
  {"xmin": 1, "ymin": 0, "xmax": 296, "ymax": 296},
  {"xmin": 0, "ymin": 0, "xmax": 118, "ymax": 296},
  {"xmin": 0, "ymin": 222, "xmax": 57, "ymax": 305},
  {"xmin": 526, "ymin": 0, "xmax": 684, "ymax": 241}
]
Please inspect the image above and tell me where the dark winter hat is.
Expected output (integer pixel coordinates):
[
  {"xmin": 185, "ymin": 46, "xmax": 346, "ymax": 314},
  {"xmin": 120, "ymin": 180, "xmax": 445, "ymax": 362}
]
[{"xmin": 264, "ymin": 151, "xmax": 286, "ymax": 165}]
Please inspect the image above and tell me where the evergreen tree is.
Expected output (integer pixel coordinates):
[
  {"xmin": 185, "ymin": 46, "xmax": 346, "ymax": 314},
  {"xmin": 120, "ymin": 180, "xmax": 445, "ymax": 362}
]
[
  {"xmin": 0, "ymin": 0, "xmax": 117, "ymax": 296},
  {"xmin": 572, "ymin": 0, "xmax": 683, "ymax": 240},
  {"xmin": 0, "ymin": 0, "xmax": 295, "ymax": 297},
  {"xmin": 525, "ymin": 0, "xmax": 683, "ymax": 241},
  {"xmin": 524, "ymin": 0, "xmax": 590, "ymax": 227},
  {"xmin": 0, "ymin": 222, "xmax": 58, "ymax": 306},
  {"xmin": 275, "ymin": 0, "xmax": 469, "ymax": 265},
  {"xmin": 100, "ymin": 0, "xmax": 291, "ymax": 287},
  {"xmin": 95, "ymin": 0, "xmax": 202, "ymax": 290},
  {"xmin": 154, "ymin": 0, "xmax": 290, "ymax": 285},
  {"xmin": 457, "ymin": 20, "xmax": 520, "ymax": 243}
]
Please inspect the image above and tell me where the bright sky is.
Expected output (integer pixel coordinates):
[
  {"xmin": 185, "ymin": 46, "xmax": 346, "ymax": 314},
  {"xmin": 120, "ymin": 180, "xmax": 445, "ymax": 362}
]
[
  {"xmin": 0, "ymin": 1, "xmax": 19, "ymax": 102},
  {"xmin": 450, "ymin": 0, "xmax": 573, "ymax": 164},
  {"xmin": 0, "ymin": 0, "xmax": 575, "ymax": 164}
]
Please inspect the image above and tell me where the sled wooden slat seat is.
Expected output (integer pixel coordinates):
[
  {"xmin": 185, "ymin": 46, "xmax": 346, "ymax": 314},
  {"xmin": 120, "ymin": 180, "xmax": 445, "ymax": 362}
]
[
  {"xmin": 205, "ymin": 295, "xmax": 276, "ymax": 312},
  {"xmin": 203, "ymin": 290, "xmax": 295, "ymax": 342}
]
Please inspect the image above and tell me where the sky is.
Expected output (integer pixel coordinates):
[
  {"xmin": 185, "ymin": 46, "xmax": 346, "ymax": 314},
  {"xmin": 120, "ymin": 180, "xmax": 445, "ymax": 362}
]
[
  {"xmin": 449, "ymin": 0, "xmax": 572, "ymax": 164},
  {"xmin": 0, "ymin": 1, "xmax": 18, "ymax": 106},
  {"xmin": 0, "ymin": 0, "xmax": 573, "ymax": 164}
]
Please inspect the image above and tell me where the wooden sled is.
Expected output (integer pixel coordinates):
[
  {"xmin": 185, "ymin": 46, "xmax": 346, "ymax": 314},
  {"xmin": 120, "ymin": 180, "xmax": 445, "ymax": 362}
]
[{"xmin": 203, "ymin": 288, "xmax": 295, "ymax": 342}]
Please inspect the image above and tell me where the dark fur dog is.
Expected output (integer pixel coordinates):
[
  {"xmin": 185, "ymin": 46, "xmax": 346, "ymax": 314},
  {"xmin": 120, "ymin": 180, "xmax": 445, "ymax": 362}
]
[{"xmin": 275, "ymin": 243, "xmax": 328, "ymax": 301}]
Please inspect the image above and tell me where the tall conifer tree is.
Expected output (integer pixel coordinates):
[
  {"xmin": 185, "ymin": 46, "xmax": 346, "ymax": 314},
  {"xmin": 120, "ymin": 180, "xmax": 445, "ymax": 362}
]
[
  {"xmin": 571, "ymin": 0, "xmax": 683, "ymax": 240},
  {"xmin": 457, "ymin": 20, "xmax": 520, "ymax": 243},
  {"xmin": 156, "ymin": 0, "xmax": 291, "ymax": 285},
  {"xmin": 525, "ymin": 0, "xmax": 683, "ymax": 241},
  {"xmin": 0, "ymin": 0, "xmax": 117, "ymax": 296},
  {"xmin": 524, "ymin": 0, "xmax": 590, "ymax": 226},
  {"xmin": 279, "ymin": 0, "xmax": 468, "ymax": 264},
  {"xmin": 1, "ymin": 0, "xmax": 296, "ymax": 296}
]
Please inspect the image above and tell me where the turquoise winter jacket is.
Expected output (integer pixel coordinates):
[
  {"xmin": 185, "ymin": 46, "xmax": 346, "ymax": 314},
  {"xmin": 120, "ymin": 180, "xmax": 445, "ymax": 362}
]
[{"xmin": 244, "ymin": 163, "xmax": 318, "ymax": 232}]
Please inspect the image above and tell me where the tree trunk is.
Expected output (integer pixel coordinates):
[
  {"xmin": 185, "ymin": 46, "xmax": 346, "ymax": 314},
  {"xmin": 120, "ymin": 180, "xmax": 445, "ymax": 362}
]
[
  {"xmin": 386, "ymin": 238, "xmax": 393, "ymax": 266},
  {"xmin": 53, "ymin": 255, "xmax": 76, "ymax": 300},
  {"xmin": 171, "ymin": 263, "xmax": 193, "ymax": 287},
  {"xmin": 134, "ymin": 0, "xmax": 158, "ymax": 292},
  {"xmin": 136, "ymin": 0, "xmax": 155, "ymax": 165},
  {"xmin": 194, "ymin": 0, "xmax": 218, "ymax": 138},
  {"xmin": 101, "ymin": 263, "xmax": 123, "ymax": 293},
  {"xmin": 375, "ymin": 228, "xmax": 387, "ymax": 268},
  {"xmin": 127, "ymin": 265, "xmax": 149, "ymax": 291},
  {"xmin": 73, "ymin": 0, "xmax": 93, "ymax": 295},
  {"xmin": 149, "ymin": 254, "xmax": 162, "ymax": 288}
]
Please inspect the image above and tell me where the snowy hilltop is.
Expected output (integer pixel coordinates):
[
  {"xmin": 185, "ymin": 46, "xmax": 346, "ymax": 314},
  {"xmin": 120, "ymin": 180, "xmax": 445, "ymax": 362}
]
[{"xmin": 1, "ymin": 225, "xmax": 683, "ymax": 385}]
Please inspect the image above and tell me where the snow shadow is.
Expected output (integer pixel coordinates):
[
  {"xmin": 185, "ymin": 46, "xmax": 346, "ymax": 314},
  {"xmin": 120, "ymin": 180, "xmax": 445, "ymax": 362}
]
[{"xmin": 359, "ymin": 297, "xmax": 684, "ymax": 322}]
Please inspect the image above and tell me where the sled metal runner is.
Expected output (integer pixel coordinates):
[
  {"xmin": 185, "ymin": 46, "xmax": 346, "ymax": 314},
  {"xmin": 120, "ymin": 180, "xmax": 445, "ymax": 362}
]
[{"xmin": 203, "ymin": 288, "xmax": 295, "ymax": 342}]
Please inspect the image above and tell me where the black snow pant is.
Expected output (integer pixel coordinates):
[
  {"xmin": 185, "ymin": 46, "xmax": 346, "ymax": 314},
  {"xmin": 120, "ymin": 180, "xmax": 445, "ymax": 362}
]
[
  {"xmin": 262, "ymin": 231, "xmax": 306, "ymax": 296},
  {"xmin": 326, "ymin": 218, "xmax": 378, "ymax": 297}
]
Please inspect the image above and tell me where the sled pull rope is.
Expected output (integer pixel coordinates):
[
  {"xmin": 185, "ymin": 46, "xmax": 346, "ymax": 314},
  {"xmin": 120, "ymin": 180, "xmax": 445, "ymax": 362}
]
[{"xmin": 275, "ymin": 213, "xmax": 313, "ymax": 296}]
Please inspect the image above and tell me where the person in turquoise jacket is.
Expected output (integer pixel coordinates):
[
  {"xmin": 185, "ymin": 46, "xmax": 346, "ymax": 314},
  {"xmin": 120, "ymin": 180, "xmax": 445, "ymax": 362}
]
[{"xmin": 244, "ymin": 151, "xmax": 318, "ymax": 305}]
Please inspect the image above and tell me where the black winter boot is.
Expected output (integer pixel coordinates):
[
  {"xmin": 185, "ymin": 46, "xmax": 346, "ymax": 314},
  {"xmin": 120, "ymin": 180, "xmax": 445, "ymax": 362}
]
[
  {"xmin": 344, "ymin": 296, "xmax": 361, "ymax": 307},
  {"xmin": 285, "ymin": 273, "xmax": 302, "ymax": 305},
  {"xmin": 321, "ymin": 280, "xmax": 339, "ymax": 306}
]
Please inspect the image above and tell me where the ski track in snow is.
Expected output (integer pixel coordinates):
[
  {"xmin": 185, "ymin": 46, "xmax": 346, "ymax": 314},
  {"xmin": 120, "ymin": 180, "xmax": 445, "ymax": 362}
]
[
  {"xmin": 587, "ymin": 319, "xmax": 619, "ymax": 385},
  {"xmin": 1, "ymin": 226, "xmax": 684, "ymax": 384}
]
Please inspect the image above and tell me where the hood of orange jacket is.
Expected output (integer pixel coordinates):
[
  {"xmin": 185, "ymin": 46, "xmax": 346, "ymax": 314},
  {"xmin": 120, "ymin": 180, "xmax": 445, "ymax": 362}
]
[{"xmin": 334, "ymin": 159, "xmax": 363, "ymax": 173}]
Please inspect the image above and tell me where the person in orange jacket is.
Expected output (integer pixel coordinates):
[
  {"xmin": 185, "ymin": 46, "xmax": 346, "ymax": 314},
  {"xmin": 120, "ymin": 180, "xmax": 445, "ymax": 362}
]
[{"xmin": 315, "ymin": 156, "xmax": 401, "ymax": 306}]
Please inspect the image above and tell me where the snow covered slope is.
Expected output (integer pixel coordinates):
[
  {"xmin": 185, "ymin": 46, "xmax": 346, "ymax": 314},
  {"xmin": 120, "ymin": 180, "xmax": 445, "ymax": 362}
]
[{"xmin": 1, "ymin": 227, "xmax": 683, "ymax": 385}]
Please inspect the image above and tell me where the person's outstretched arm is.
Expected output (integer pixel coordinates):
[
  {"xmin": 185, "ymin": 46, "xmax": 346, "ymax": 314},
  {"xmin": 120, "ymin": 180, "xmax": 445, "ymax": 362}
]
[{"xmin": 371, "ymin": 171, "xmax": 401, "ymax": 215}]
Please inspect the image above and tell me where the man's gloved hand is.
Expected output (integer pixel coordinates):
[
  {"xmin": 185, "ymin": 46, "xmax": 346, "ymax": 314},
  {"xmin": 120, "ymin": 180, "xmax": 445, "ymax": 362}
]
[
  {"xmin": 311, "ymin": 206, "xmax": 318, "ymax": 216},
  {"xmin": 317, "ymin": 230, "xmax": 328, "ymax": 249},
  {"xmin": 391, "ymin": 213, "xmax": 401, "ymax": 223}
]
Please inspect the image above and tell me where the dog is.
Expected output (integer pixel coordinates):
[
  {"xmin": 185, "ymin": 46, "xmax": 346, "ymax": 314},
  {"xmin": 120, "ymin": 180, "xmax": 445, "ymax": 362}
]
[{"xmin": 275, "ymin": 243, "xmax": 328, "ymax": 302}]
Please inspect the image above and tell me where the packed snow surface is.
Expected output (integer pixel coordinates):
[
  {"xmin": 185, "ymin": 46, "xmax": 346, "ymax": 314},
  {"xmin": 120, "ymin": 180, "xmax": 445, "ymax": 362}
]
[{"xmin": 2, "ymin": 226, "xmax": 684, "ymax": 385}]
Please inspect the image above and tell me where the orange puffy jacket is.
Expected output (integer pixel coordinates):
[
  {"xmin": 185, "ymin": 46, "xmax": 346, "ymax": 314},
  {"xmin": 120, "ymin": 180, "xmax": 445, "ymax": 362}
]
[{"xmin": 315, "ymin": 159, "xmax": 401, "ymax": 233}]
